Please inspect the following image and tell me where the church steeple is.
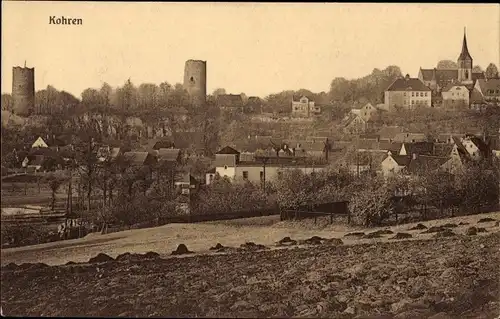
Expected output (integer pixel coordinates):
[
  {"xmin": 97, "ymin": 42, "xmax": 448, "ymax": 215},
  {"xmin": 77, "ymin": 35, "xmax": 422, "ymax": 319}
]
[
  {"xmin": 457, "ymin": 27, "xmax": 473, "ymax": 83},
  {"xmin": 458, "ymin": 27, "xmax": 472, "ymax": 61}
]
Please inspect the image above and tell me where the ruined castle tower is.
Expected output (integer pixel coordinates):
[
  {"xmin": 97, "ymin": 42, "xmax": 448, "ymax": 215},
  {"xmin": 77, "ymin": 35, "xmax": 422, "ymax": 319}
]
[
  {"xmin": 12, "ymin": 64, "xmax": 35, "ymax": 117},
  {"xmin": 183, "ymin": 60, "xmax": 207, "ymax": 107}
]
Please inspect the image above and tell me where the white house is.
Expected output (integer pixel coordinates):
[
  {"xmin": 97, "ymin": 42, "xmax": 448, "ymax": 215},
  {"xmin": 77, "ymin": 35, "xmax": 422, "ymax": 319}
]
[{"xmin": 31, "ymin": 137, "xmax": 49, "ymax": 148}]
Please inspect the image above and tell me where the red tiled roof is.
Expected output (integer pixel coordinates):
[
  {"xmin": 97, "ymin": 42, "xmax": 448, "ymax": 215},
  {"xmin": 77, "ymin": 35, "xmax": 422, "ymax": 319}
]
[
  {"xmin": 376, "ymin": 126, "xmax": 404, "ymax": 140},
  {"xmin": 441, "ymin": 83, "xmax": 470, "ymax": 93},
  {"xmin": 391, "ymin": 154, "xmax": 411, "ymax": 166},
  {"xmin": 216, "ymin": 146, "xmax": 240, "ymax": 155},
  {"xmin": 433, "ymin": 143, "xmax": 454, "ymax": 157},
  {"xmin": 403, "ymin": 142, "xmax": 435, "ymax": 156},
  {"xmin": 386, "ymin": 78, "xmax": 431, "ymax": 92},
  {"xmin": 217, "ymin": 94, "xmax": 244, "ymax": 108},
  {"xmin": 157, "ymin": 148, "xmax": 181, "ymax": 162},
  {"xmin": 407, "ymin": 155, "xmax": 449, "ymax": 174},
  {"xmin": 475, "ymin": 79, "xmax": 500, "ymax": 97}
]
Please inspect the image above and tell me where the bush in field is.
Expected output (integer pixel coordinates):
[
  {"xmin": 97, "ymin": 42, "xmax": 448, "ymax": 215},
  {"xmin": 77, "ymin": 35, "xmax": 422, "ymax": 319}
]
[
  {"xmin": 274, "ymin": 168, "xmax": 354, "ymax": 209},
  {"xmin": 192, "ymin": 177, "xmax": 273, "ymax": 215},
  {"xmin": 348, "ymin": 179, "xmax": 395, "ymax": 226},
  {"xmin": 455, "ymin": 162, "xmax": 500, "ymax": 212}
]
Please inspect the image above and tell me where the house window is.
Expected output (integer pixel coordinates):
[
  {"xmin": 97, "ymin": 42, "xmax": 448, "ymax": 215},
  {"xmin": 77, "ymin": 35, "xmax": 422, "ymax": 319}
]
[
  {"xmin": 224, "ymin": 165, "xmax": 228, "ymax": 170},
  {"xmin": 412, "ymin": 100, "xmax": 415, "ymax": 104},
  {"xmin": 260, "ymin": 171, "xmax": 264, "ymax": 181},
  {"xmin": 425, "ymin": 92, "xmax": 428, "ymax": 97},
  {"xmin": 277, "ymin": 171, "xmax": 283, "ymax": 178},
  {"xmin": 412, "ymin": 92, "xmax": 415, "ymax": 97},
  {"xmin": 404, "ymin": 93, "xmax": 406, "ymax": 97},
  {"xmin": 242, "ymin": 171, "xmax": 248, "ymax": 179}
]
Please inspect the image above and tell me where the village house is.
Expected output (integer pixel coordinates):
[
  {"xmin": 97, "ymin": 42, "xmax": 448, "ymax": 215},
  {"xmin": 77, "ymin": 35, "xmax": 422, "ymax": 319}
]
[
  {"xmin": 384, "ymin": 74, "xmax": 432, "ymax": 110},
  {"xmin": 358, "ymin": 103, "xmax": 380, "ymax": 122},
  {"xmin": 291, "ymin": 95, "xmax": 320, "ymax": 117},
  {"xmin": 473, "ymin": 78, "xmax": 500, "ymax": 105},
  {"xmin": 209, "ymin": 146, "xmax": 327, "ymax": 185},
  {"xmin": 244, "ymin": 96, "xmax": 263, "ymax": 114},
  {"xmin": 97, "ymin": 146, "xmax": 121, "ymax": 162},
  {"xmin": 355, "ymin": 138, "xmax": 402, "ymax": 154},
  {"xmin": 379, "ymin": 137, "xmax": 474, "ymax": 177},
  {"xmin": 21, "ymin": 155, "xmax": 45, "ymax": 172},
  {"xmin": 376, "ymin": 126, "xmax": 405, "ymax": 141},
  {"xmin": 343, "ymin": 113, "xmax": 371, "ymax": 134},
  {"xmin": 441, "ymin": 83, "xmax": 470, "ymax": 109},
  {"xmin": 217, "ymin": 94, "xmax": 244, "ymax": 112},
  {"xmin": 392, "ymin": 132, "xmax": 427, "ymax": 144},
  {"xmin": 122, "ymin": 151, "xmax": 157, "ymax": 178},
  {"xmin": 460, "ymin": 135, "xmax": 490, "ymax": 160},
  {"xmin": 380, "ymin": 152, "xmax": 411, "ymax": 177}
]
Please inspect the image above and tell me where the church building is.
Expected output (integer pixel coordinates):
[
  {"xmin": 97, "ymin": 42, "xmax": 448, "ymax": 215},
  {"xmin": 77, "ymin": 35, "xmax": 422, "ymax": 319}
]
[{"xmin": 418, "ymin": 29, "xmax": 485, "ymax": 94}]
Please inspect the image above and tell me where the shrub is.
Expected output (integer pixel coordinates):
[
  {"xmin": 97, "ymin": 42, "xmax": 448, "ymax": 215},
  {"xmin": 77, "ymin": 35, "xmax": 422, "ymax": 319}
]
[{"xmin": 348, "ymin": 183, "xmax": 395, "ymax": 226}]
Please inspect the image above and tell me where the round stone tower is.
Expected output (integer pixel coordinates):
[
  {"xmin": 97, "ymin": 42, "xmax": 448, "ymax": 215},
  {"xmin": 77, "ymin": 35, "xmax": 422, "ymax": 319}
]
[
  {"xmin": 183, "ymin": 60, "xmax": 207, "ymax": 107},
  {"xmin": 12, "ymin": 65, "xmax": 35, "ymax": 117}
]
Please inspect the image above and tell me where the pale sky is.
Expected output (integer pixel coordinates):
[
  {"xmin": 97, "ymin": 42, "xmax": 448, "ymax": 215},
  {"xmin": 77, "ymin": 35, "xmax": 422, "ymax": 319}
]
[{"xmin": 2, "ymin": 2, "xmax": 499, "ymax": 98}]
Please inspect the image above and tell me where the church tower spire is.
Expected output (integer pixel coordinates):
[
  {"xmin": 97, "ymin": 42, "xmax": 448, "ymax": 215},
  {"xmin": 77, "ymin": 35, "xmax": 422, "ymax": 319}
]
[{"xmin": 457, "ymin": 27, "xmax": 473, "ymax": 84}]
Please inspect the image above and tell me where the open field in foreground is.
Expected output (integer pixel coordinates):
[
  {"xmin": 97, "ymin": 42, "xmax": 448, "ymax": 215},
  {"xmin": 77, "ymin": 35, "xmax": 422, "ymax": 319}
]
[
  {"xmin": 1, "ymin": 212, "xmax": 500, "ymax": 318},
  {"xmin": 1, "ymin": 211, "xmax": 499, "ymax": 266}
]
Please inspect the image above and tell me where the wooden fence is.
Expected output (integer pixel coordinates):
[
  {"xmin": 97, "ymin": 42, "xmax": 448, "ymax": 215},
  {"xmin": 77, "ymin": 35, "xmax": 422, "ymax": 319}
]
[{"xmin": 280, "ymin": 201, "xmax": 351, "ymax": 224}]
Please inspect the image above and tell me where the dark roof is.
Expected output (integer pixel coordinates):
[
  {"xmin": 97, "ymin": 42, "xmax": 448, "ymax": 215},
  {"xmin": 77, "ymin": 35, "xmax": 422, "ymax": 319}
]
[
  {"xmin": 458, "ymin": 32, "xmax": 472, "ymax": 61},
  {"xmin": 123, "ymin": 151, "xmax": 152, "ymax": 165},
  {"xmin": 153, "ymin": 140, "xmax": 175, "ymax": 150},
  {"xmin": 157, "ymin": 148, "xmax": 181, "ymax": 162},
  {"xmin": 433, "ymin": 143, "xmax": 454, "ymax": 157},
  {"xmin": 391, "ymin": 154, "xmax": 411, "ymax": 166},
  {"xmin": 393, "ymin": 133, "xmax": 427, "ymax": 143},
  {"xmin": 36, "ymin": 135, "xmax": 72, "ymax": 147},
  {"xmin": 217, "ymin": 94, "xmax": 244, "ymax": 108},
  {"xmin": 420, "ymin": 68, "xmax": 458, "ymax": 87},
  {"xmin": 292, "ymin": 95, "xmax": 314, "ymax": 102},
  {"xmin": 442, "ymin": 83, "xmax": 469, "ymax": 92},
  {"xmin": 344, "ymin": 151, "xmax": 387, "ymax": 169},
  {"xmin": 25, "ymin": 155, "xmax": 45, "ymax": 166},
  {"xmin": 359, "ymin": 134, "xmax": 381, "ymax": 140},
  {"xmin": 377, "ymin": 126, "xmax": 404, "ymax": 140},
  {"xmin": 216, "ymin": 146, "xmax": 240, "ymax": 155},
  {"xmin": 407, "ymin": 155, "xmax": 449, "ymax": 174},
  {"xmin": 437, "ymin": 133, "xmax": 464, "ymax": 143},
  {"xmin": 175, "ymin": 173, "xmax": 197, "ymax": 185},
  {"xmin": 386, "ymin": 77, "xmax": 431, "ymax": 92},
  {"xmin": 28, "ymin": 147, "xmax": 59, "ymax": 157},
  {"xmin": 475, "ymin": 79, "xmax": 500, "ymax": 97},
  {"xmin": 468, "ymin": 137, "xmax": 490, "ymax": 156},
  {"xmin": 247, "ymin": 96, "xmax": 262, "ymax": 104},
  {"xmin": 472, "ymin": 72, "xmax": 485, "ymax": 81},
  {"xmin": 403, "ymin": 142, "xmax": 435, "ymax": 156},
  {"xmin": 206, "ymin": 167, "xmax": 216, "ymax": 174},
  {"xmin": 357, "ymin": 139, "xmax": 402, "ymax": 153}
]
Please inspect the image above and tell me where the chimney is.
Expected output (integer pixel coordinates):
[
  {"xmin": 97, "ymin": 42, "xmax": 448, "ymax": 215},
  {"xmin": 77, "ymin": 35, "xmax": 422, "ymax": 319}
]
[{"xmin": 412, "ymin": 153, "xmax": 417, "ymax": 160}]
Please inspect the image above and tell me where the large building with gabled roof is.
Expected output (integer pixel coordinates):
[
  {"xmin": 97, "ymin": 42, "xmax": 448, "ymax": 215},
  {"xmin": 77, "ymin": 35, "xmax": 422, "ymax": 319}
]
[{"xmin": 384, "ymin": 74, "xmax": 432, "ymax": 110}]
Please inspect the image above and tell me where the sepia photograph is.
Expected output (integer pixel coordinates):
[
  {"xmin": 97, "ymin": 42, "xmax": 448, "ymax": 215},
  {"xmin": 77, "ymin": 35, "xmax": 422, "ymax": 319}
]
[{"xmin": 1, "ymin": 2, "xmax": 500, "ymax": 318}]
